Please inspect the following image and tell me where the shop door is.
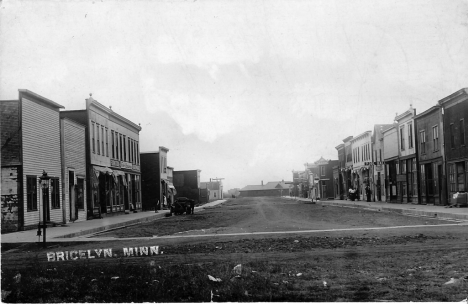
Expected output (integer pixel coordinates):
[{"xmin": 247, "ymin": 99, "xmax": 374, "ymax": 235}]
[
  {"xmin": 437, "ymin": 164, "xmax": 443, "ymax": 206},
  {"xmin": 377, "ymin": 173, "xmax": 382, "ymax": 201},
  {"xmin": 322, "ymin": 184, "xmax": 327, "ymax": 199}
]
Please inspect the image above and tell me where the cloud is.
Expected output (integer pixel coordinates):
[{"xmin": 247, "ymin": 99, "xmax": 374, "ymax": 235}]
[{"xmin": 143, "ymin": 78, "xmax": 253, "ymax": 142}]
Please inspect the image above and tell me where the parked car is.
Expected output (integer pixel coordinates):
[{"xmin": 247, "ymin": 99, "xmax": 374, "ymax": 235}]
[{"xmin": 171, "ymin": 197, "xmax": 192, "ymax": 215}]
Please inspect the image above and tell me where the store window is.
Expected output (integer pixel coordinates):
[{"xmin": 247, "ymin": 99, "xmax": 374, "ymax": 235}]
[
  {"xmin": 449, "ymin": 164, "xmax": 455, "ymax": 192},
  {"xmin": 51, "ymin": 178, "xmax": 60, "ymax": 209},
  {"xmin": 27, "ymin": 176, "xmax": 37, "ymax": 211},
  {"xmin": 457, "ymin": 162, "xmax": 466, "ymax": 192}
]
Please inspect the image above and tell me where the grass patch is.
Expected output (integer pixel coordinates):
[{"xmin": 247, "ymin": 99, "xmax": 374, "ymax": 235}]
[{"xmin": 2, "ymin": 247, "xmax": 467, "ymax": 302}]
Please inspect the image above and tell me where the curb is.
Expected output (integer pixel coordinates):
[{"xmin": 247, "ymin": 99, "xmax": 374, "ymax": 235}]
[
  {"xmin": 283, "ymin": 197, "xmax": 468, "ymax": 221},
  {"xmin": 319, "ymin": 201, "xmax": 468, "ymax": 221},
  {"xmin": 58, "ymin": 211, "xmax": 169, "ymax": 238}
]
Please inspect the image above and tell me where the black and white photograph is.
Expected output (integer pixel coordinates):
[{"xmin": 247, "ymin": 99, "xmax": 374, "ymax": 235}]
[{"xmin": 1, "ymin": 0, "xmax": 468, "ymax": 302}]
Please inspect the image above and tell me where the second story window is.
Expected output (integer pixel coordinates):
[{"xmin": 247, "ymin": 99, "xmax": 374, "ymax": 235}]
[
  {"xmin": 123, "ymin": 135, "xmax": 127, "ymax": 161},
  {"xmin": 96, "ymin": 124, "xmax": 100, "ymax": 155},
  {"xmin": 400, "ymin": 125, "xmax": 405, "ymax": 151},
  {"xmin": 408, "ymin": 123, "xmax": 413, "ymax": 149},
  {"xmin": 119, "ymin": 134, "xmax": 123, "ymax": 161},
  {"xmin": 92, "ymin": 122, "xmax": 95, "ymax": 153},
  {"xmin": 432, "ymin": 125, "xmax": 439, "ymax": 151},
  {"xmin": 111, "ymin": 131, "xmax": 115, "ymax": 159},
  {"xmin": 105, "ymin": 128, "xmax": 109, "ymax": 157},
  {"xmin": 450, "ymin": 124, "xmax": 455, "ymax": 149},
  {"xmin": 320, "ymin": 166, "xmax": 325, "ymax": 176},
  {"xmin": 101, "ymin": 126, "xmax": 104, "ymax": 156},
  {"xmin": 461, "ymin": 119, "xmax": 465, "ymax": 146},
  {"xmin": 420, "ymin": 130, "xmax": 426, "ymax": 154},
  {"xmin": 137, "ymin": 142, "xmax": 140, "ymax": 164}
]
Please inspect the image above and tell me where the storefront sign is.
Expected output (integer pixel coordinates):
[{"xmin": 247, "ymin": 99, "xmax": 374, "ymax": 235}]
[
  {"xmin": 110, "ymin": 159, "xmax": 121, "ymax": 168},
  {"xmin": 47, "ymin": 246, "xmax": 161, "ymax": 262},
  {"xmin": 121, "ymin": 161, "xmax": 132, "ymax": 170}
]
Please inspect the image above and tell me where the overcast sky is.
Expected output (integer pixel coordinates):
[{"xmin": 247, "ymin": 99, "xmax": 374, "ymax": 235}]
[{"xmin": 1, "ymin": 0, "xmax": 467, "ymax": 191}]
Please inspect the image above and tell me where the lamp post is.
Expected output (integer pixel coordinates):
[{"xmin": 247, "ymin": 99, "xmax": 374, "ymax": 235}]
[{"xmin": 39, "ymin": 170, "xmax": 50, "ymax": 248}]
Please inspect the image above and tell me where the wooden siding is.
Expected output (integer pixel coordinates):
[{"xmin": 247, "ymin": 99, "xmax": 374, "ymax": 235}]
[
  {"xmin": 61, "ymin": 118, "xmax": 87, "ymax": 223},
  {"xmin": 21, "ymin": 97, "xmax": 63, "ymax": 227},
  {"xmin": 444, "ymin": 98, "xmax": 468, "ymax": 161},
  {"xmin": 383, "ymin": 128, "xmax": 398, "ymax": 160},
  {"xmin": 1, "ymin": 101, "xmax": 21, "ymax": 166}
]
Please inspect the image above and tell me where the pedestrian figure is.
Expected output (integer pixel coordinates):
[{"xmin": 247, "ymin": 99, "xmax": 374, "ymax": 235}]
[
  {"xmin": 365, "ymin": 185, "xmax": 371, "ymax": 202},
  {"xmin": 349, "ymin": 187, "xmax": 356, "ymax": 201},
  {"xmin": 189, "ymin": 199, "xmax": 195, "ymax": 214},
  {"xmin": 311, "ymin": 188, "xmax": 317, "ymax": 203}
]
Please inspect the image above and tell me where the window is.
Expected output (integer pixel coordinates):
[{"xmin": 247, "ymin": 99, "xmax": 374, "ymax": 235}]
[
  {"xmin": 101, "ymin": 126, "xmax": 104, "ymax": 156},
  {"xmin": 51, "ymin": 178, "xmax": 60, "ymax": 209},
  {"xmin": 420, "ymin": 165, "xmax": 426, "ymax": 197},
  {"xmin": 119, "ymin": 134, "xmax": 123, "ymax": 161},
  {"xmin": 111, "ymin": 131, "xmax": 115, "ymax": 159},
  {"xmin": 136, "ymin": 142, "xmax": 139, "ymax": 164},
  {"xmin": 400, "ymin": 125, "xmax": 405, "ymax": 151},
  {"xmin": 401, "ymin": 160, "xmax": 406, "ymax": 174},
  {"xmin": 96, "ymin": 124, "xmax": 100, "ymax": 155},
  {"xmin": 408, "ymin": 123, "xmax": 413, "ymax": 149},
  {"xmin": 115, "ymin": 132, "xmax": 119, "ymax": 160},
  {"xmin": 128, "ymin": 137, "xmax": 131, "ymax": 163},
  {"xmin": 123, "ymin": 136, "xmax": 127, "ymax": 161},
  {"xmin": 26, "ymin": 176, "xmax": 37, "ymax": 211},
  {"xmin": 420, "ymin": 130, "xmax": 426, "ymax": 154},
  {"xmin": 449, "ymin": 164, "xmax": 455, "ymax": 192},
  {"xmin": 450, "ymin": 124, "xmax": 455, "ymax": 148},
  {"xmin": 105, "ymin": 128, "xmax": 109, "ymax": 157},
  {"xmin": 460, "ymin": 119, "xmax": 465, "ymax": 146},
  {"xmin": 457, "ymin": 162, "xmax": 465, "ymax": 192},
  {"xmin": 92, "ymin": 122, "xmax": 95, "ymax": 153},
  {"xmin": 76, "ymin": 178, "xmax": 84, "ymax": 209},
  {"xmin": 432, "ymin": 125, "xmax": 439, "ymax": 151},
  {"xmin": 320, "ymin": 166, "xmax": 325, "ymax": 176}
]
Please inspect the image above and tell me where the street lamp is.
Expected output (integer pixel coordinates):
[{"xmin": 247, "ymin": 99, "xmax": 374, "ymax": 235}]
[{"xmin": 39, "ymin": 170, "xmax": 50, "ymax": 248}]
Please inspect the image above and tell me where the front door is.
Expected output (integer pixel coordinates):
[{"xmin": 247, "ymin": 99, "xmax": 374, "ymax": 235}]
[
  {"xmin": 322, "ymin": 184, "xmax": 327, "ymax": 199},
  {"xmin": 437, "ymin": 164, "xmax": 443, "ymax": 206},
  {"xmin": 377, "ymin": 173, "xmax": 382, "ymax": 201}
]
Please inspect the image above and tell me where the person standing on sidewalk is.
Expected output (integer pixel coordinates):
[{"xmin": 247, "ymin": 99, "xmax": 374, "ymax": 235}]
[{"xmin": 365, "ymin": 184, "xmax": 371, "ymax": 202}]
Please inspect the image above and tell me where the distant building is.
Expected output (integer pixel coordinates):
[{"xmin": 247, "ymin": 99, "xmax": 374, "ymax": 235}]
[
  {"xmin": 439, "ymin": 88, "xmax": 468, "ymax": 204},
  {"xmin": 239, "ymin": 181, "xmax": 289, "ymax": 197},
  {"xmin": 351, "ymin": 131, "xmax": 373, "ymax": 200},
  {"xmin": 371, "ymin": 124, "xmax": 394, "ymax": 202},
  {"xmin": 414, "ymin": 105, "xmax": 447, "ymax": 205},
  {"xmin": 140, "ymin": 147, "xmax": 170, "ymax": 211},
  {"xmin": 309, "ymin": 157, "xmax": 338, "ymax": 200},
  {"xmin": 1, "ymin": 90, "xmax": 65, "ymax": 232},
  {"xmin": 395, "ymin": 106, "xmax": 418, "ymax": 203},
  {"xmin": 173, "ymin": 170, "xmax": 202, "ymax": 203},
  {"xmin": 383, "ymin": 124, "xmax": 399, "ymax": 202},
  {"xmin": 228, "ymin": 188, "xmax": 241, "ymax": 198},
  {"xmin": 200, "ymin": 181, "xmax": 223, "ymax": 201}
]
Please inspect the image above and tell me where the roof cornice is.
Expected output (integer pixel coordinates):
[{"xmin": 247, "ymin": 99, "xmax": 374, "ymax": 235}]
[
  {"xmin": 19, "ymin": 89, "xmax": 65, "ymax": 109},
  {"xmin": 438, "ymin": 88, "xmax": 468, "ymax": 106}
]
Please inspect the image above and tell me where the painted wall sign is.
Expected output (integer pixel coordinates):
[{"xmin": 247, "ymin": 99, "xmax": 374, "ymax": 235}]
[
  {"xmin": 110, "ymin": 159, "xmax": 121, "ymax": 168},
  {"xmin": 46, "ymin": 246, "xmax": 160, "ymax": 262},
  {"xmin": 121, "ymin": 161, "xmax": 133, "ymax": 170}
]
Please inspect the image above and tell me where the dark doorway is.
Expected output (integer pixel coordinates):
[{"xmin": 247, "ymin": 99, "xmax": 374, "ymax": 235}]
[{"xmin": 377, "ymin": 172, "xmax": 381, "ymax": 201}]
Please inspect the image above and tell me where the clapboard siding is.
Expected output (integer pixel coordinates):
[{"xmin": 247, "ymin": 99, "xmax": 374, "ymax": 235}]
[
  {"xmin": 22, "ymin": 97, "xmax": 63, "ymax": 226},
  {"xmin": 61, "ymin": 118, "xmax": 87, "ymax": 223}
]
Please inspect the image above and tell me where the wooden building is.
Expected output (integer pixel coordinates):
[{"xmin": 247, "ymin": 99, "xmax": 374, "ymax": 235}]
[
  {"xmin": 383, "ymin": 124, "xmax": 398, "ymax": 202},
  {"xmin": 351, "ymin": 131, "xmax": 373, "ymax": 200},
  {"xmin": 239, "ymin": 181, "xmax": 289, "ymax": 197},
  {"xmin": 173, "ymin": 169, "xmax": 202, "ymax": 203},
  {"xmin": 394, "ymin": 107, "xmax": 418, "ymax": 204},
  {"xmin": 60, "ymin": 94, "xmax": 142, "ymax": 219},
  {"xmin": 371, "ymin": 124, "xmax": 393, "ymax": 202},
  {"xmin": 439, "ymin": 88, "xmax": 468, "ymax": 203},
  {"xmin": 140, "ymin": 147, "xmax": 172, "ymax": 211},
  {"xmin": 1, "ymin": 90, "xmax": 64, "ymax": 232},
  {"xmin": 414, "ymin": 105, "xmax": 447, "ymax": 205},
  {"xmin": 200, "ymin": 181, "xmax": 223, "ymax": 201},
  {"xmin": 60, "ymin": 117, "xmax": 87, "ymax": 222}
]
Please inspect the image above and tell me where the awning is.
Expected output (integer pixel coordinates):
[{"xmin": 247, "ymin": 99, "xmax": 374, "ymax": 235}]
[
  {"xmin": 93, "ymin": 166, "xmax": 113, "ymax": 175},
  {"xmin": 168, "ymin": 182, "xmax": 177, "ymax": 195},
  {"xmin": 112, "ymin": 170, "xmax": 127, "ymax": 186}
]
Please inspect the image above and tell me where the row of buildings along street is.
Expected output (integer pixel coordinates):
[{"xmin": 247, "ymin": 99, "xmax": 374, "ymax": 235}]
[
  {"xmin": 1, "ymin": 90, "xmax": 223, "ymax": 233},
  {"xmin": 292, "ymin": 88, "xmax": 468, "ymax": 206}
]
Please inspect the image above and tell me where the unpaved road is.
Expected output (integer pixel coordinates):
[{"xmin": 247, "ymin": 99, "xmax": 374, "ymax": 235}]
[{"xmin": 96, "ymin": 197, "xmax": 459, "ymax": 238}]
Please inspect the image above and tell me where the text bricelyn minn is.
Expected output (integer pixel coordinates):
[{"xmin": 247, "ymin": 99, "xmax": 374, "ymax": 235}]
[{"xmin": 46, "ymin": 246, "xmax": 161, "ymax": 262}]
